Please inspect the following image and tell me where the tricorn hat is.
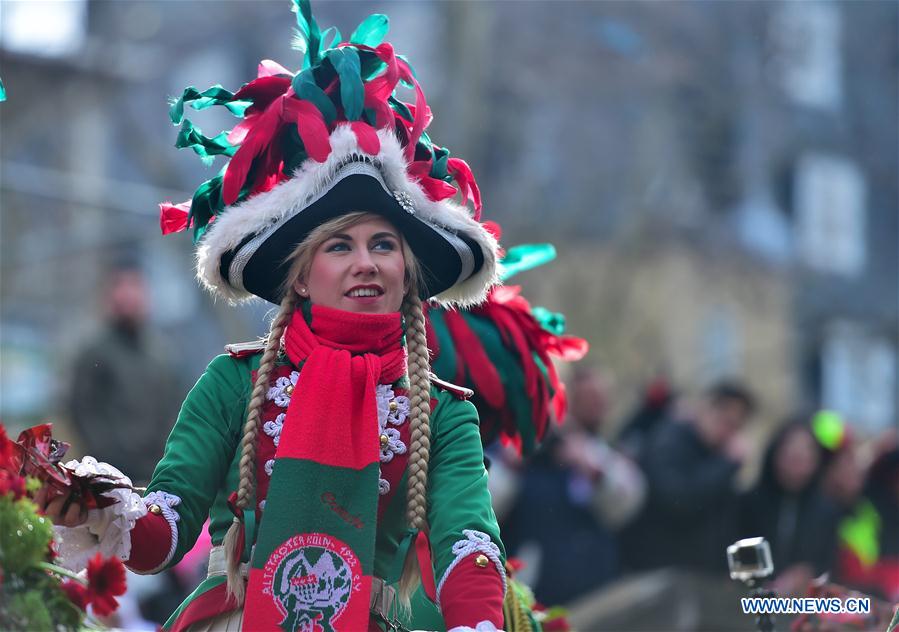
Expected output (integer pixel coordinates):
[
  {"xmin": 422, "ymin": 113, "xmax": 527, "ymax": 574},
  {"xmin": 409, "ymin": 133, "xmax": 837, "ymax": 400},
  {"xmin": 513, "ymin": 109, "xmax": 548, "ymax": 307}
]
[{"xmin": 159, "ymin": 0, "xmax": 498, "ymax": 306}]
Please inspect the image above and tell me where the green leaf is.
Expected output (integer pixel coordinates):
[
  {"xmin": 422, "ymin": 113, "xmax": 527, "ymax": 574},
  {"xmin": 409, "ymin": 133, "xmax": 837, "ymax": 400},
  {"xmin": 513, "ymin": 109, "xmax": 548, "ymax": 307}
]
[
  {"xmin": 291, "ymin": 69, "xmax": 337, "ymax": 125},
  {"xmin": 350, "ymin": 14, "xmax": 389, "ymax": 47},
  {"xmin": 327, "ymin": 47, "xmax": 364, "ymax": 121}
]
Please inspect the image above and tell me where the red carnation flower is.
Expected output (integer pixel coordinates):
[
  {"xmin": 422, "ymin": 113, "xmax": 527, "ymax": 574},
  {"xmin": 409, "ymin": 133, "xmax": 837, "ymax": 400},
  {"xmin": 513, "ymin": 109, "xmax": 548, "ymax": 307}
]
[
  {"xmin": 61, "ymin": 579, "xmax": 90, "ymax": 611},
  {"xmin": 86, "ymin": 553, "xmax": 127, "ymax": 616}
]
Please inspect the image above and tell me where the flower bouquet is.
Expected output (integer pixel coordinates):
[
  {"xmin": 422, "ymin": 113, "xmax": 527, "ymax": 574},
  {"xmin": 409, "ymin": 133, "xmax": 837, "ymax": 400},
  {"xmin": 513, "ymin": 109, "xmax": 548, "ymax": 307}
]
[{"xmin": 0, "ymin": 424, "xmax": 127, "ymax": 630}]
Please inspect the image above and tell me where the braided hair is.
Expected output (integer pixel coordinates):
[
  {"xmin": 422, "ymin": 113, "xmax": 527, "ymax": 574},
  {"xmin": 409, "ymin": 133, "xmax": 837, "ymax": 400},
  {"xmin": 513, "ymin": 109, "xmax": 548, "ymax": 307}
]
[
  {"xmin": 222, "ymin": 288, "xmax": 297, "ymax": 604},
  {"xmin": 397, "ymin": 292, "xmax": 432, "ymax": 606}
]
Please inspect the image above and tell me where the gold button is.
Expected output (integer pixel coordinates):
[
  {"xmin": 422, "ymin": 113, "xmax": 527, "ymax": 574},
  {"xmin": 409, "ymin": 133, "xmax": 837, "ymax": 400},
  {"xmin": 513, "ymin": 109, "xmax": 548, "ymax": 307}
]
[
  {"xmin": 285, "ymin": 384, "xmax": 294, "ymax": 395},
  {"xmin": 380, "ymin": 434, "xmax": 389, "ymax": 447},
  {"xmin": 389, "ymin": 401, "xmax": 398, "ymax": 411},
  {"xmin": 149, "ymin": 504, "xmax": 162, "ymax": 515},
  {"xmin": 475, "ymin": 554, "xmax": 489, "ymax": 568}
]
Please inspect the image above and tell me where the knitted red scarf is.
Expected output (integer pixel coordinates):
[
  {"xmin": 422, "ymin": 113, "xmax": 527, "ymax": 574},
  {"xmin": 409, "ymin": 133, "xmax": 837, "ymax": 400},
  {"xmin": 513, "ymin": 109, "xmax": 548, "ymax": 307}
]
[{"xmin": 243, "ymin": 304, "xmax": 406, "ymax": 631}]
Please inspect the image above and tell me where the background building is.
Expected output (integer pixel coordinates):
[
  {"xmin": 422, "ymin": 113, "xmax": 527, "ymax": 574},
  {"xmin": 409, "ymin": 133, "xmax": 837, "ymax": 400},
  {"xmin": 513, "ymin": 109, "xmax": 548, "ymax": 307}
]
[{"xmin": 1, "ymin": 0, "xmax": 895, "ymax": 443}]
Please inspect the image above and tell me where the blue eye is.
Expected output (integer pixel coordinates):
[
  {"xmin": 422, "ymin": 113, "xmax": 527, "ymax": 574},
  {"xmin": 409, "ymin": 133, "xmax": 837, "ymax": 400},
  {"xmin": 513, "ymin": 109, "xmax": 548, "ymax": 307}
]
[
  {"xmin": 373, "ymin": 239, "xmax": 396, "ymax": 251},
  {"xmin": 326, "ymin": 242, "xmax": 350, "ymax": 252}
]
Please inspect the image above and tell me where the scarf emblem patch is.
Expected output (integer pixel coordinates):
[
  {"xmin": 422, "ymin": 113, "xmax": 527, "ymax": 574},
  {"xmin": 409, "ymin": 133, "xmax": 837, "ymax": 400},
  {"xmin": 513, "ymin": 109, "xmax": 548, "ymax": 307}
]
[{"xmin": 263, "ymin": 532, "xmax": 361, "ymax": 632}]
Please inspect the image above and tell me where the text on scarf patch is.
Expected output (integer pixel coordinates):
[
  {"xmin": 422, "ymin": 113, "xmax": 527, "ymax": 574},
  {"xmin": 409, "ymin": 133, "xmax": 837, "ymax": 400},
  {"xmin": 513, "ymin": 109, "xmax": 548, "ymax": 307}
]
[{"xmin": 320, "ymin": 492, "xmax": 365, "ymax": 530}]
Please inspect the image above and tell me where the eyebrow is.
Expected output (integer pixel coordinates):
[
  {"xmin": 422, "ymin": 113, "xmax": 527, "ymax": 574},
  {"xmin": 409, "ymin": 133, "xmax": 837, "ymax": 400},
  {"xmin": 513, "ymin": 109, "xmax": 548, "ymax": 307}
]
[{"xmin": 330, "ymin": 231, "xmax": 399, "ymax": 241}]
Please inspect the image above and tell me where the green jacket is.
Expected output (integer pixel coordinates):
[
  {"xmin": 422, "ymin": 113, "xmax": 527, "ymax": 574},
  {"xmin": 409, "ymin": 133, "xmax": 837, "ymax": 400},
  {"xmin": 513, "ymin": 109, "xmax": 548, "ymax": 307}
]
[{"xmin": 145, "ymin": 352, "xmax": 504, "ymax": 630}]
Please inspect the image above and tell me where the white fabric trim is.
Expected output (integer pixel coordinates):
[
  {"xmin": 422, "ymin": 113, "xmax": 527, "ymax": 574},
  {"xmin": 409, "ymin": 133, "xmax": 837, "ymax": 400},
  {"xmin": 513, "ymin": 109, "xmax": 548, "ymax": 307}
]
[
  {"xmin": 131, "ymin": 490, "xmax": 182, "ymax": 575},
  {"xmin": 375, "ymin": 385, "xmax": 409, "ymax": 493},
  {"xmin": 263, "ymin": 413, "xmax": 286, "ymax": 446},
  {"xmin": 379, "ymin": 427, "xmax": 405, "ymax": 463},
  {"xmin": 436, "ymin": 530, "xmax": 507, "ymax": 608},
  {"xmin": 266, "ymin": 372, "xmax": 298, "ymax": 408},
  {"xmin": 52, "ymin": 457, "xmax": 146, "ymax": 572},
  {"xmin": 264, "ymin": 459, "xmax": 275, "ymax": 477},
  {"xmin": 448, "ymin": 623, "xmax": 503, "ymax": 632}
]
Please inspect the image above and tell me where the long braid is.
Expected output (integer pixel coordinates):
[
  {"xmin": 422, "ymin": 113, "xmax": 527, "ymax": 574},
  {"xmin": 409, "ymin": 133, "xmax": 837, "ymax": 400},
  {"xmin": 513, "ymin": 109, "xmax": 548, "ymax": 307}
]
[
  {"xmin": 223, "ymin": 289, "xmax": 298, "ymax": 604},
  {"xmin": 398, "ymin": 294, "xmax": 432, "ymax": 605}
]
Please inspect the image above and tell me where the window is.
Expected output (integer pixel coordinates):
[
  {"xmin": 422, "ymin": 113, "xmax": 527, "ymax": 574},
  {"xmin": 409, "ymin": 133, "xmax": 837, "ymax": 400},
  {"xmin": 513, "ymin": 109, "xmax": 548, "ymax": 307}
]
[
  {"xmin": 1, "ymin": 0, "xmax": 86, "ymax": 57},
  {"xmin": 769, "ymin": 1, "xmax": 842, "ymax": 110},
  {"xmin": 793, "ymin": 153, "xmax": 866, "ymax": 276},
  {"xmin": 821, "ymin": 322, "xmax": 897, "ymax": 433}
]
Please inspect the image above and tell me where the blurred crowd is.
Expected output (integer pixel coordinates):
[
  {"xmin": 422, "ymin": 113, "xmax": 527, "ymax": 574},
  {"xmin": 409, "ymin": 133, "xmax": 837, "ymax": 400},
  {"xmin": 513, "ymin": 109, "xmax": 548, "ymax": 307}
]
[{"xmin": 493, "ymin": 367, "xmax": 899, "ymax": 610}]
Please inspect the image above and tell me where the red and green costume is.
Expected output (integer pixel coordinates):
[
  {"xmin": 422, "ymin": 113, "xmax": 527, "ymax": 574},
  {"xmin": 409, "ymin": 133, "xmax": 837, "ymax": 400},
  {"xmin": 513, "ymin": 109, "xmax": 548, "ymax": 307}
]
[{"xmin": 125, "ymin": 308, "xmax": 506, "ymax": 630}]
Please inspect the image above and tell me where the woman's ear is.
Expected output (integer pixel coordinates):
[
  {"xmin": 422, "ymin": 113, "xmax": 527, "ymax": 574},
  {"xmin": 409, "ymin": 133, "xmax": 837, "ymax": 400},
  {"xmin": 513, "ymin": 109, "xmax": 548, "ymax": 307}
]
[{"xmin": 293, "ymin": 279, "xmax": 308, "ymax": 297}]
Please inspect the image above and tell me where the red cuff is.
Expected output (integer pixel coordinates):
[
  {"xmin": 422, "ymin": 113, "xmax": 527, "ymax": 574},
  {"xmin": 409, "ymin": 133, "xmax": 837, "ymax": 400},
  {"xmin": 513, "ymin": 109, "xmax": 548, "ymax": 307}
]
[
  {"xmin": 125, "ymin": 512, "xmax": 173, "ymax": 573},
  {"xmin": 439, "ymin": 553, "xmax": 505, "ymax": 630}
]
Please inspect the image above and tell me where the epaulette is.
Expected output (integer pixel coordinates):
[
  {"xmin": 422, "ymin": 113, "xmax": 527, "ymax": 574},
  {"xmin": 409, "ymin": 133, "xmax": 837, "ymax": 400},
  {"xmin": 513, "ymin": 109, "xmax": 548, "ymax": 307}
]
[
  {"xmin": 225, "ymin": 340, "xmax": 267, "ymax": 358},
  {"xmin": 429, "ymin": 373, "xmax": 474, "ymax": 400}
]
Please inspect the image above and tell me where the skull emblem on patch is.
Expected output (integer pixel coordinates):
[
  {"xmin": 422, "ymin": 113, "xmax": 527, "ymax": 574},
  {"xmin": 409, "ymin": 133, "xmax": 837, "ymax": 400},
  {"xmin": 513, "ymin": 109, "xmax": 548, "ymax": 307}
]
[{"xmin": 270, "ymin": 542, "xmax": 355, "ymax": 632}]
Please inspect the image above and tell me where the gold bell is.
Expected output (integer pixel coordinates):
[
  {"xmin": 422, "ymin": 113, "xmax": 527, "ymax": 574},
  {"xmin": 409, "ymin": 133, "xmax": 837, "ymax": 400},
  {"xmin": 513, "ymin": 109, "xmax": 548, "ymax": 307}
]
[
  {"xmin": 380, "ymin": 434, "xmax": 389, "ymax": 447},
  {"xmin": 148, "ymin": 504, "xmax": 163, "ymax": 515},
  {"xmin": 475, "ymin": 554, "xmax": 489, "ymax": 568},
  {"xmin": 389, "ymin": 401, "xmax": 398, "ymax": 412},
  {"xmin": 285, "ymin": 384, "xmax": 294, "ymax": 395}
]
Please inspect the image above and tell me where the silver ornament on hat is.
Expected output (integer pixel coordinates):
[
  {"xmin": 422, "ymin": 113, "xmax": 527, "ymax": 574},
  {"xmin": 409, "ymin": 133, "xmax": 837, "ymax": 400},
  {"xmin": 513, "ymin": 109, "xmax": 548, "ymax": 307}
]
[{"xmin": 392, "ymin": 191, "xmax": 416, "ymax": 215}]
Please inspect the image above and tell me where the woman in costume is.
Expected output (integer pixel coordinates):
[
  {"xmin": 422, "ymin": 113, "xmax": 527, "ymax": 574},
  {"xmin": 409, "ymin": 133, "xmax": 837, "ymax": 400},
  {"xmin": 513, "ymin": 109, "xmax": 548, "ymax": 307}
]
[{"xmin": 43, "ymin": 2, "xmax": 510, "ymax": 630}]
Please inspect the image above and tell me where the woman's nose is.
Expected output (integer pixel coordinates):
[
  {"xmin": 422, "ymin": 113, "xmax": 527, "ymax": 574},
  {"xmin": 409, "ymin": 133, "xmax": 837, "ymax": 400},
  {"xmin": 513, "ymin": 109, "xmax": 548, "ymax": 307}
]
[{"xmin": 351, "ymin": 250, "xmax": 377, "ymax": 275}]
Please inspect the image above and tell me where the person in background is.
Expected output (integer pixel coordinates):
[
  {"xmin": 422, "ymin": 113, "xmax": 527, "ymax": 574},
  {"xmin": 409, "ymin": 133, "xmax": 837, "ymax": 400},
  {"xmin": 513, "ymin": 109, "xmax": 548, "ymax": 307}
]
[
  {"xmin": 816, "ymin": 412, "xmax": 899, "ymax": 602},
  {"xmin": 617, "ymin": 375, "xmax": 675, "ymax": 461},
  {"xmin": 738, "ymin": 417, "xmax": 839, "ymax": 595},
  {"xmin": 837, "ymin": 445, "xmax": 899, "ymax": 602},
  {"xmin": 502, "ymin": 366, "xmax": 646, "ymax": 605},
  {"xmin": 622, "ymin": 379, "xmax": 756, "ymax": 575},
  {"xmin": 67, "ymin": 260, "xmax": 182, "ymax": 486},
  {"xmin": 65, "ymin": 260, "xmax": 188, "ymax": 627}
]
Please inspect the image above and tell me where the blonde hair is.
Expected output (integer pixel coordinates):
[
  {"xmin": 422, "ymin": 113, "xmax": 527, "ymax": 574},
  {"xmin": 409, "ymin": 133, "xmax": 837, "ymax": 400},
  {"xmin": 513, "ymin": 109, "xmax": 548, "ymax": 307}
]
[{"xmin": 224, "ymin": 212, "xmax": 431, "ymax": 607}]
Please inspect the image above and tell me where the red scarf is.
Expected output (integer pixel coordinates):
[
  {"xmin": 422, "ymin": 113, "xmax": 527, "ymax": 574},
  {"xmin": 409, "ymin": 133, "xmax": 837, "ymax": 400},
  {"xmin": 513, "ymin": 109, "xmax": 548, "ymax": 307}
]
[{"xmin": 242, "ymin": 305, "xmax": 407, "ymax": 631}]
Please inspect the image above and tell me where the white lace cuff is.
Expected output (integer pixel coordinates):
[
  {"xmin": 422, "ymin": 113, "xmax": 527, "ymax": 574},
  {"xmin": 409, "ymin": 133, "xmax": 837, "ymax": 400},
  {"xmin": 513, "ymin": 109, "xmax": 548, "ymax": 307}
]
[
  {"xmin": 447, "ymin": 622, "xmax": 503, "ymax": 632},
  {"xmin": 53, "ymin": 457, "xmax": 146, "ymax": 572},
  {"xmin": 436, "ymin": 530, "xmax": 507, "ymax": 607},
  {"xmin": 130, "ymin": 490, "xmax": 182, "ymax": 574}
]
